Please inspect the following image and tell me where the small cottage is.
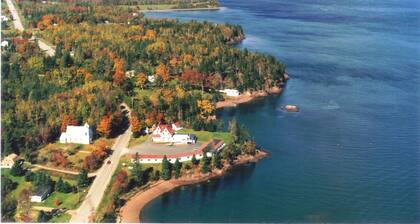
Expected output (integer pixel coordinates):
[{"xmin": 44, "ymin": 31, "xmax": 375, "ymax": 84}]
[
  {"xmin": 60, "ymin": 123, "xmax": 92, "ymax": 144},
  {"xmin": 31, "ymin": 186, "xmax": 51, "ymax": 203},
  {"xmin": 219, "ymin": 89, "xmax": 240, "ymax": 97}
]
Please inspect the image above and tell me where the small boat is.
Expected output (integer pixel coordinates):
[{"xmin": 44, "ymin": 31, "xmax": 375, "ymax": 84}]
[{"xmin": 281, "ymin": 104, "xmax": 299, "ymax": 112}]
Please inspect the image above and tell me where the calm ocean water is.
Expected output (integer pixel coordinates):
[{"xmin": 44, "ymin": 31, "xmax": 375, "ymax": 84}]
[{"xmin": 142, "ymin": 0, "xmax": 420, "ymax": 222}]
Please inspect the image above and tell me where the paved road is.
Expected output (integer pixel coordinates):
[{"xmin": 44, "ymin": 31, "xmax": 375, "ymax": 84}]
[
  {"xmin": 69, "ymin": 127, "xmax": 132, "ymax": 223},
  {"xmin": 5, "ymin": 0, "xmax": 55, "ymax": 56},
  {"xmin": 5, "ymin": 0, "xmax": 24, "ymax": 31}
]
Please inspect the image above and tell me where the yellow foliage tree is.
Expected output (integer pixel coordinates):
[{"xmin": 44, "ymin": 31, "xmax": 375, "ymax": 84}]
[
  {"xmin": 197, "ymin": 99, "xmax": 215, "ymax": 119},
  {"xmin": 136, "ymin": 73, "xmax": 148, "ymax": 89}
]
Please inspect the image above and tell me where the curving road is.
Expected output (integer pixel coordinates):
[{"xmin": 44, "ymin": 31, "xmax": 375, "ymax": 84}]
[{"xmin": 70, "ymin": 127, "xmax": 132, "ymax": 223}]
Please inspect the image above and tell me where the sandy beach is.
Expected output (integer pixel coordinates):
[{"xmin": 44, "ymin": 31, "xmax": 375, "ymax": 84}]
[
  {"xmin": 216, "ymin": 86, "xmax": 283, "ymax": 109},
  {"xmin": 118, "ymin": 150, "xmax": 268, "ymax": 223}
]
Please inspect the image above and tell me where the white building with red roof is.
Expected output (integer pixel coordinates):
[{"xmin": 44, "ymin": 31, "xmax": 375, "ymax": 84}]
[
  {"xmin": 152, "ymin": 124, "xmax": 175, "ymax": 143},
  {"xmin": 152, "ymin": 124, "xmax": 196, "ymax": 144}
]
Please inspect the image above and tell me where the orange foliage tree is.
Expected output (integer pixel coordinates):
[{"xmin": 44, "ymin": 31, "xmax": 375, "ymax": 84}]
[
  {"xmin": 61, "ymin": 114, "xmax": 78, "ymax": 133},
  {"xmin": 112, "ymin": 58, "xmax": 126, "ymax": 86},
  {"xmin": 155, "ymin": 63, "xmax": 169, "ymax": 83},
  {"xmin": 97, "ymin": 115, "xmax": 112, "ymax": 137},
  {"xmin": 130, "ymin": 114, "xmax": 142, "ymax": 137}
]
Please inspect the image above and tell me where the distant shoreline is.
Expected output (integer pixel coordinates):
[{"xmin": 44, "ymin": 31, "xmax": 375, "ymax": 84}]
[
  {"xmin": 140, "ymin": 7, "xmax": 220, "ymax": 13},
  {"xmin": 118, "ymin": 150, "xmax": 268, "ymax": 223}
]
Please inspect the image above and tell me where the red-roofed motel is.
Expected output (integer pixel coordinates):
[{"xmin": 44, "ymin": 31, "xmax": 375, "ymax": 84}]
[{"xmin": 152, "ymin": 124, "xmax": 197, "ymax": 144}]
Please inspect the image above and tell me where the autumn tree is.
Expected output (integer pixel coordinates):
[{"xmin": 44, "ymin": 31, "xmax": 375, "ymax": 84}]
[
  {"xmin": 155, "ymin": 63, "xmax": 169, "ymax": 83},
  {"xmin": 97, "ymin": 115, "xmax": 112, "ymax": 138},
  {"xmin": 181, "ymin": 69, "xmax": 205, "ymax": 91},
  {"xmin": 136, "ymin": 73, "xmax": 147, "ymax": 89},
  {"xmin": 112, "ymin": 58, "xmax": 126, "ymax": 86},
  {"xmin": 197, "ymin": 99, "xmax": 215, "ymax": 119},
  {"xmin": 130, "ymin": 114, "xmax": 142, "ymax": 137}
]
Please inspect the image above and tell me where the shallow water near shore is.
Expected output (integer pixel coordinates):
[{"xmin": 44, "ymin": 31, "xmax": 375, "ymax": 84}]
[{"xmin": 142, "ymin": 0, "xmax": 420, "ymax": 222}]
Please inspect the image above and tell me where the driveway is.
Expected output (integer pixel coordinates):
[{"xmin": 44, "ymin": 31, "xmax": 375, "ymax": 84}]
[{"xmin": 129, "ymin": 138, "xmax": 203, "ymax": 156}]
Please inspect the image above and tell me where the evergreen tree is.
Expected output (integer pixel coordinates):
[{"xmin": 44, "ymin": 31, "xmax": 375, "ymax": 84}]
[
  {"xmin": 152, "ymin": 170, "xmax": 160, "ymax": 181},
  {"xmin": 77, "ymin": 169, "xmax": 89, "ymax": 188},
  {"xmin": 133, "ymin": 153, "xmax": 143, "ymax": 185},
  {"xmin": 174, "ymin": 159, "xmax": 182, "ymax": 179},
  {"xmin": 161, "ymin": 156, "xmax": 172, "ymax": 180},
  {"xmin": 201, "ymin": 153, "xmax": 211, "ymax": 174},
  {"xmin": 60, "ymin": 51, "xmax": 73, "ymax": 68},
  {"xmin": 10, "ymin": 161, "xmax": 25, "ymax": 176},
  {"xmin": 191, "ymin": 154, "xmax": 199, "ymax": 166},
  {"xmin": 56, "ymin": 177, "xmax": 64, "ymax": 192},
  {"xmin": 37, "ymin": 210, "xmax": 51, "ymax": 222},
  {"xmin": 212, "ymin": 152, "xmax": 222, "ymax": 169}
]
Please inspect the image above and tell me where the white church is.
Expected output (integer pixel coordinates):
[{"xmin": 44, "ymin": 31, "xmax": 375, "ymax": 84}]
[{"xmin": 60, "ymin": 123, "xmax": 93, "ymax": 144}]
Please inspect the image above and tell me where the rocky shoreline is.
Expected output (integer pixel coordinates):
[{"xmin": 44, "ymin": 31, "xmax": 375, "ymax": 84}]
[
  {"xmin": 216, "ymin": 86, "xmax": 283, "ymax": 109},
  {"xmin": 118, "ymin": 150, "xmax": 269, "ymax": 223}
]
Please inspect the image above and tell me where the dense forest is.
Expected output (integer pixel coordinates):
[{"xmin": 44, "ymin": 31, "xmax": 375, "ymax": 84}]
[{"xmin": 2, "ymin": 0, "xmax": 286, "ymax": 161}]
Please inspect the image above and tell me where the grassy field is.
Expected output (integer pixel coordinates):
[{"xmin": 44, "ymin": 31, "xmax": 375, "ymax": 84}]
[
  {"xmin": 33, "ymin": 190, "xmax": 85, "ymax": 210},
  {"xmin": 2, "ymin": 168, "xmax": 84, "ymax": 210},
  {"xmin": 2, "ymin": 168, "xmax": 32, "ymax": 199},
  {"xmin": 128, "ymin": 135, "xmax": 148, "ymax": 147},
  {"xmin": 49, "ymin": 213, "xmax": 71, "ymax": 222},
  {"xmin": 36, "ymin": 137, "xmax": 115, "ymax": 171},
  {"xmin": 177, "ymin": 128, "xmax": 231, "ymax": 143}
]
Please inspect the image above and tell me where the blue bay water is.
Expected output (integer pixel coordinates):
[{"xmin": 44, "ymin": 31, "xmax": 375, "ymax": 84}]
[{"xmin": 142, "ymin": 0, "xmax": 420, "ymax": 222}]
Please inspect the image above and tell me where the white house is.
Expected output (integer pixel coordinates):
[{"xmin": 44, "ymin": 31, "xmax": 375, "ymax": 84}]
[
  {"xmin": 147, "ymin": 75, "xmax": 156, "ymax": 83},
  {"xmin": 125, "ymin": 70, "xmax": 135, "ymax": 78},
  {"xmin": 219, "ymin": 89, "xmax": 240, "ymax": 97},
  {"xmin": 1, "ymin": 153, "xmax": 18, "ymax": 168},
  {"xmin": 152, "ymin": 124, "xmax": 175, "ymax": 143},
  {"xmin": 60, "ymin": 123, "xmax": 92, "ymax": 144},
  {"xmin": 31, "ymin": 186, "xmax": 51, "ymax": 202}
]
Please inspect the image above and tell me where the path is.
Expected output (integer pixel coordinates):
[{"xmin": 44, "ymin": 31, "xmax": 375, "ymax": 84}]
[
  {"xmin": 5, "ymin": 0, "xmax": 55, "ymax": 56},
  {"xmin": 31, "ymin": 164, "xmax": 97, "ymax": 177},
  {"xmin": 5, "ymin": 0, "xmax": 24, "ymax": 31},
  {"xmin": 69, "ymin": 127, "xmax": 132, "ymax": 223}
]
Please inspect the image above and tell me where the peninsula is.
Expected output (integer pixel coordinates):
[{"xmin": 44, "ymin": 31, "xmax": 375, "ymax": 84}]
[{"xmin": 1, "ymin": 0, "xmax": 286, "ymax": 222}]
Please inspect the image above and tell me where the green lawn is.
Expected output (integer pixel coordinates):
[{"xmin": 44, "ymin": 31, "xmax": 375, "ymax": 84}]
[
  {"xmin": 49, "ymin": 213, "xmax": 71, "ymax": 222},
  {"xmin": 128, "ymin": 135, "xmax": 148, "ymax": 147},
  {"xmin": 2, "ymin": 168, "xmax": 32, "ymax": 199},
  {"xmin": 34, "ymin": 190, "xmax": 84, "ymax": 210},
  {"xmin": 177, "ymin": 128, "xmax": 231, "ymax": 143}
]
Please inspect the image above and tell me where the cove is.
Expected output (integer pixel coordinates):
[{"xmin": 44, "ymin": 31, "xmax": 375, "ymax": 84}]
[{"xmin": 141, "ymin": 0, "xmax": 420, "ymax": 222}]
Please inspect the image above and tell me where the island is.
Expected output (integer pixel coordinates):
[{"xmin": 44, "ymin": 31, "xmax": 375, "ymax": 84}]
[{"xmin": 1, "ymin": 0, "xmax": 287, "ymax": 222}]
